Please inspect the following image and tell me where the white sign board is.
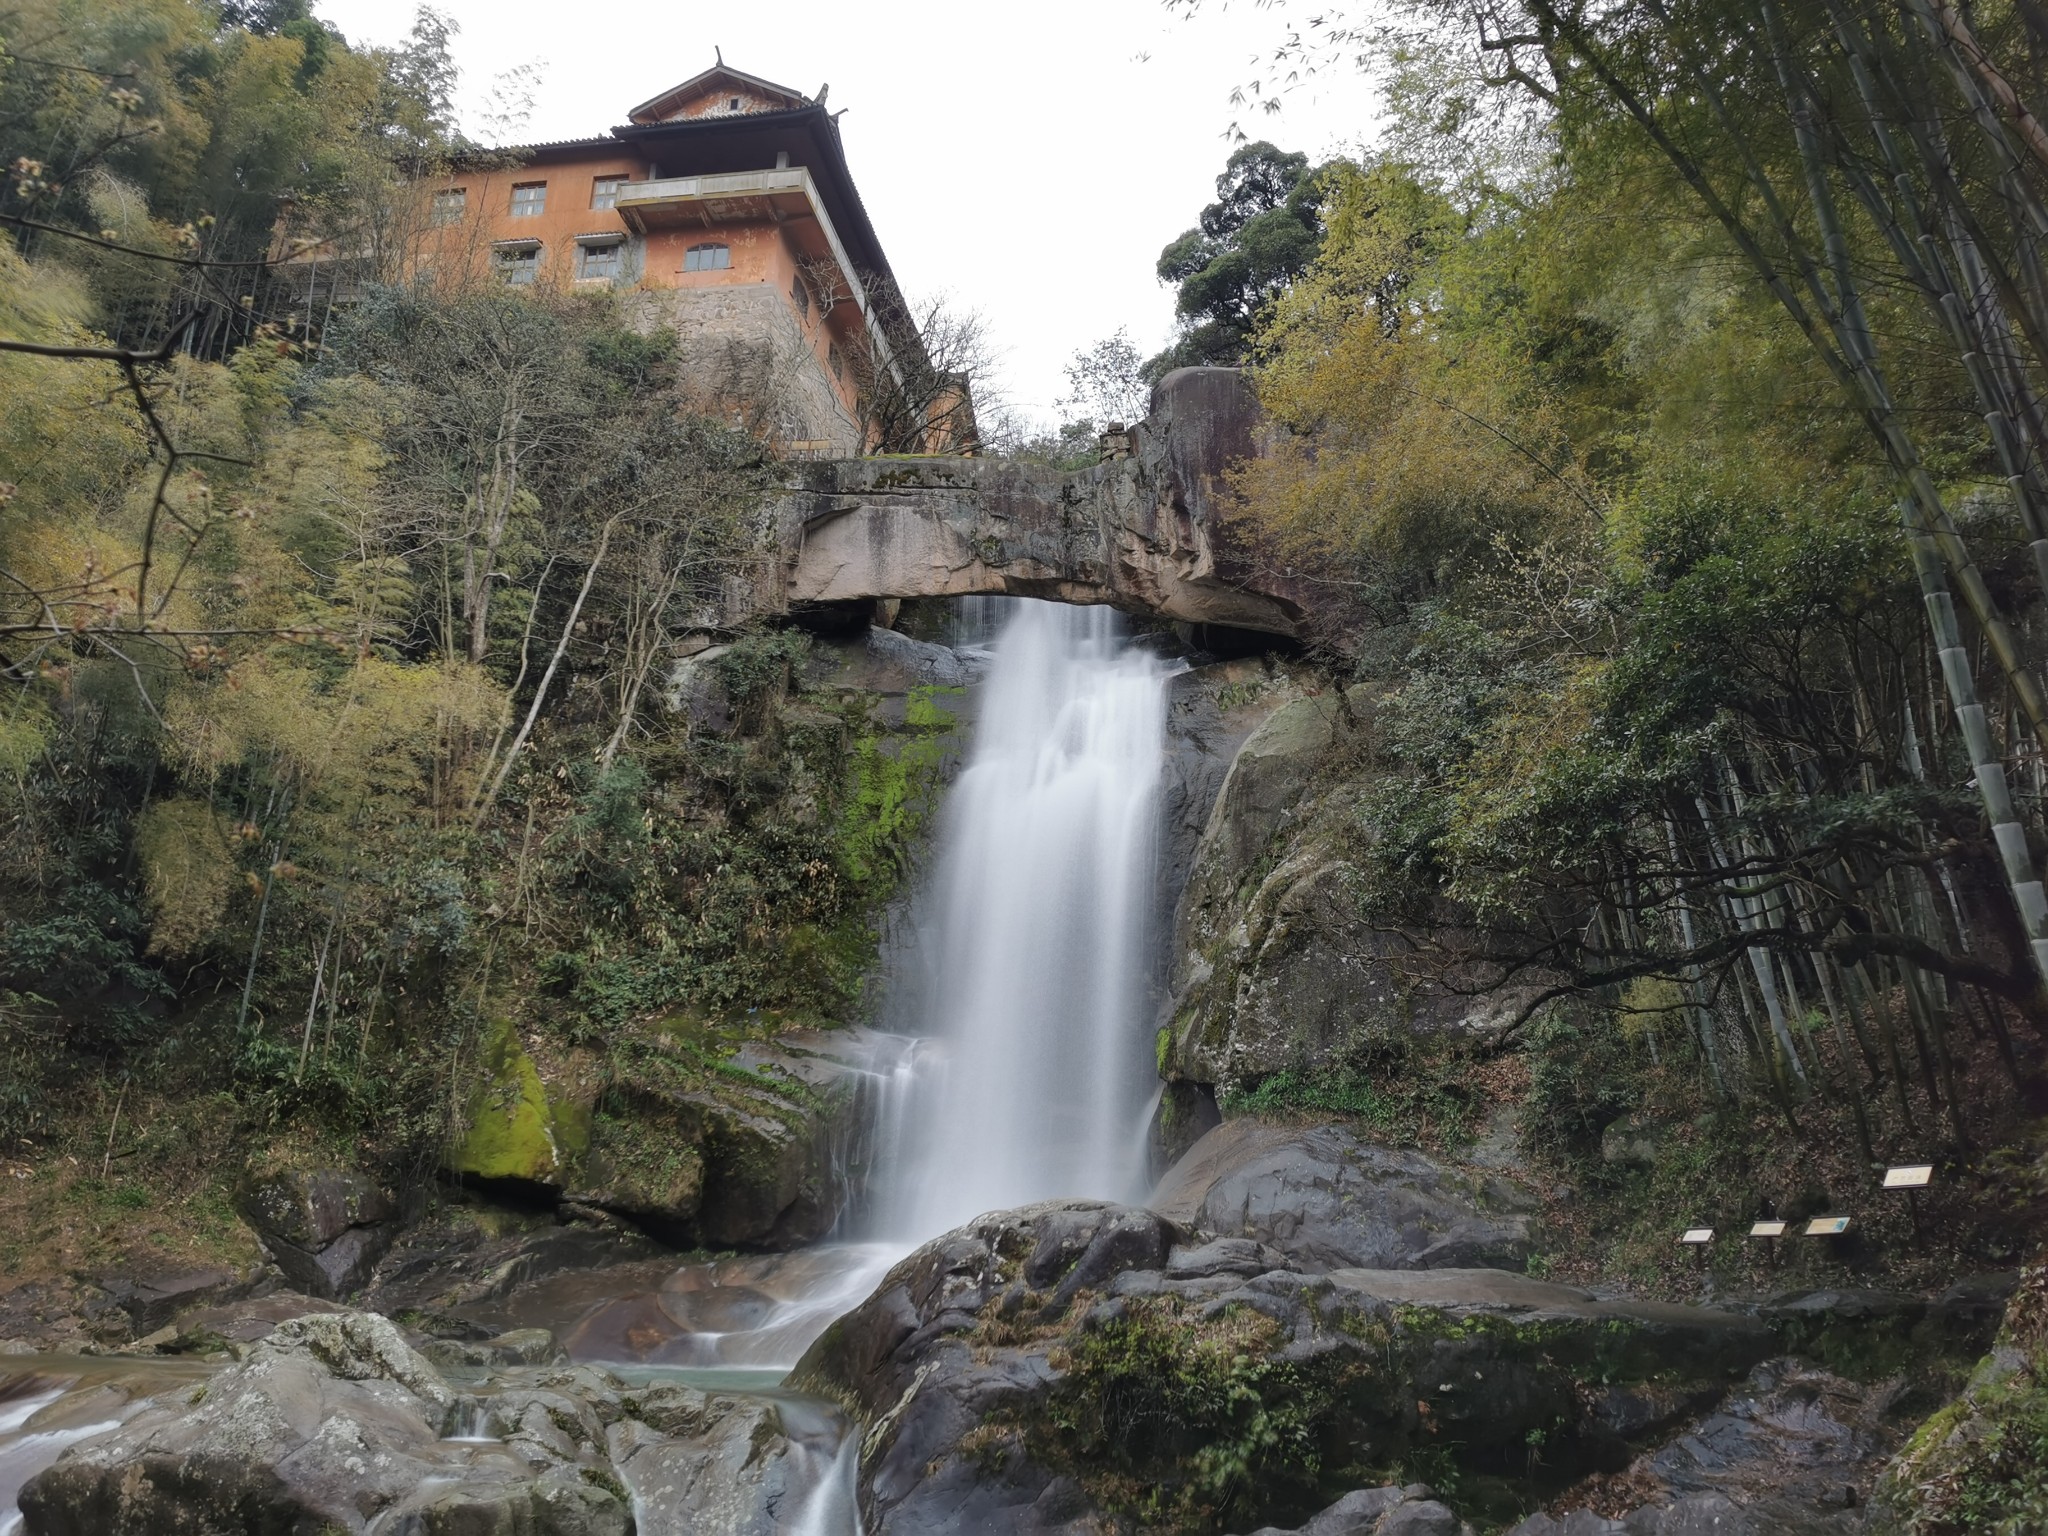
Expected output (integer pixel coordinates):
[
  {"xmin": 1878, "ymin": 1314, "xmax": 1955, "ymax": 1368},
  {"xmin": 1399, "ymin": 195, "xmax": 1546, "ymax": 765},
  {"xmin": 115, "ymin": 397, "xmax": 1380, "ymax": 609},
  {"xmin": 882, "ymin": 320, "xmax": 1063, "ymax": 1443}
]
[
  {"xmin": 1679, "ymin": 1227, "xmax": 1714, "ymax": 1245},
  {"xmin": 1883, "ymin": 1165, "xmax": 1934, "ymax": 1189},
  {"xmin": 1748, "ymin": 1220, "xmax": 1788, "ymax": 1238},
  {"xmin": 1804, "ymin": 1216, "xmax": 1852, "ymax": 1236}
]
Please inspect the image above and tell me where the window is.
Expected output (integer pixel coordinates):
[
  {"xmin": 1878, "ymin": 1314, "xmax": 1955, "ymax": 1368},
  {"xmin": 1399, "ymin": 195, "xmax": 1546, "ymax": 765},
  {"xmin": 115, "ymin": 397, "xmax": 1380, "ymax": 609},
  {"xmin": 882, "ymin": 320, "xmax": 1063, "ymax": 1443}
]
[
  {"xmin": 729, "ymin": 96, "xmax": 742, "ymax": 110},
  {"xmin": 591, "ymin": 177, "xmax": 624, "ymax": 211},
  {"xmin": 790, "ymin": 274, "xmax": 810, "ymax": 320},
  {"xmin": 509, "ymin": 182, "xmax": 546, "ymax": 217},
  {"xmin": 430, "ymin": 188, "xmax": 466, "ymax": 226},
  {"xmin": 683, "ymin": 242, "xmax": 730, "ymax": 273},
  {"xmin": 578, "ymin": 241, "xmax": 621, "ymax": 280},
  {"xmin": 493, "ymin": 244, "xmax": 539, "ymax": 285},
  {"xmin": 828, "ymin": 344, "xmax": 844, "ymax": 382}
]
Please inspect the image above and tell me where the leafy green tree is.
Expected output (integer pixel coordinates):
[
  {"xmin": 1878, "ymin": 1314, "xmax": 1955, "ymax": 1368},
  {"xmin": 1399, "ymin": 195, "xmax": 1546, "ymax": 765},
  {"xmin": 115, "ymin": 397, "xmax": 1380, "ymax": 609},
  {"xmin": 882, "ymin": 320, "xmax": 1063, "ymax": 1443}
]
[{"xmin": 1148, "ymin": 141, "xmax": 1329, "ymax": 377}]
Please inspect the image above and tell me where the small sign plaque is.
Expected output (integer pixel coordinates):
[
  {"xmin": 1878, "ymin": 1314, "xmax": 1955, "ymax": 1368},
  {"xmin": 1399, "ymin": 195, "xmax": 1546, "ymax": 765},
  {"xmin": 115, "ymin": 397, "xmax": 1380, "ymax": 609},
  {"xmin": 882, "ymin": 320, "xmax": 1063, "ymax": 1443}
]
[
  {"xmin": 1804, "ymin": 1216, "xmax": 1852, "ymax": 1236},
  {"xmin": 1749, "ymin": 1220, "xmax": 1788, "ymax": 1238},
  {"xmin": 1679, "ymin": 1227, "xmax": 1714, "ymax": 1245},
  {"xmin": 1883, "ymin": 1165, "xmax": 1934, "ymax": 1189}
]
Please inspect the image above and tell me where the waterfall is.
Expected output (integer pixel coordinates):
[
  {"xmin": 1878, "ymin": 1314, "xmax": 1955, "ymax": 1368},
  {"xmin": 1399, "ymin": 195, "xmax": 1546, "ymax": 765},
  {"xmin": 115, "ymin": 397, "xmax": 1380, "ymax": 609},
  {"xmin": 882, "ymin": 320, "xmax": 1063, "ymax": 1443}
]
[{"xmin": 877, "ymin": 599, "xmax": 1170, "ymax": 1238}]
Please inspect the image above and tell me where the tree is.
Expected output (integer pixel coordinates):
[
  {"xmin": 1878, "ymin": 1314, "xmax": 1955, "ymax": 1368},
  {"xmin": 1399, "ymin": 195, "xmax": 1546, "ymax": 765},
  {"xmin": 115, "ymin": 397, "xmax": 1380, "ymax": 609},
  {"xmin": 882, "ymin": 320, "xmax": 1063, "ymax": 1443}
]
[
  {"xmin": 1058, "ymin": 328, "xmax": 1151, "ymax": 428},
  {"xmin": 1148, "ymin": 141, "xmax": 1330, "ymax": 377}
]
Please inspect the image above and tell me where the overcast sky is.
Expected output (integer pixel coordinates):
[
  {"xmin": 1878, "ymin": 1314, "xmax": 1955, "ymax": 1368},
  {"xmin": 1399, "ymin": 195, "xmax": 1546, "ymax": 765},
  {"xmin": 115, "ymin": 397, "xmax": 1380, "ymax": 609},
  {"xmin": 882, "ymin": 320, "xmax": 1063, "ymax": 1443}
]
[{"xmin": 314, "ymin": 0, "xmax": 1383, "ymax": 427}]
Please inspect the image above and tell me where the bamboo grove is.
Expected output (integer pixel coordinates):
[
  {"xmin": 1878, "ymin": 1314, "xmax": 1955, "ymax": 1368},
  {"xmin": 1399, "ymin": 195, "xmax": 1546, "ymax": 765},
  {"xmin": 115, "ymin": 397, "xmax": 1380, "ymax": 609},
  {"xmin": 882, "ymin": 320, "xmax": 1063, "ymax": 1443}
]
[
  {"xmin": 0, "ymin": 1, "xmax": 825, "ymax": 1157},
  {"xmin": 1208, "ymin": 0, "xmax": 2048, "ymax": 1144}
]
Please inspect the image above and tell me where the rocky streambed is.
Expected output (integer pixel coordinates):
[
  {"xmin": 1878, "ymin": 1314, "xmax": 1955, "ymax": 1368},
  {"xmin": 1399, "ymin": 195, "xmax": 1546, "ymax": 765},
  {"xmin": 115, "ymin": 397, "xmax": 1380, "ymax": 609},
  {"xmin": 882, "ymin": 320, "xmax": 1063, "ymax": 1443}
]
[{"xmin": 1, "ymin": 1117, "xmax": 2012, "ymax": 1534}]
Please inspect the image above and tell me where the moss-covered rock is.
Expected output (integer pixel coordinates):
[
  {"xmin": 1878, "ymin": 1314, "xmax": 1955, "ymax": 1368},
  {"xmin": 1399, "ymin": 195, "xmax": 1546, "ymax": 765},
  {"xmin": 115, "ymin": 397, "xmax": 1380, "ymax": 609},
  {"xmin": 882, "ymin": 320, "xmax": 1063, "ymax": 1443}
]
[
  {"xmin": 448, "ymin": 1016, "xmax": 589, "ymax": 1187},
  {"xmin": 791, "ymin": 1200, "xmax": 1773, "ymax": 1536},
  {"xmin": 1876, "ymin": 1260, "xmax": 2048, "ymax": 1534},
  {"xmin": 446, "ymin": 1009, "xmax": 907, "ymax": 1250}
]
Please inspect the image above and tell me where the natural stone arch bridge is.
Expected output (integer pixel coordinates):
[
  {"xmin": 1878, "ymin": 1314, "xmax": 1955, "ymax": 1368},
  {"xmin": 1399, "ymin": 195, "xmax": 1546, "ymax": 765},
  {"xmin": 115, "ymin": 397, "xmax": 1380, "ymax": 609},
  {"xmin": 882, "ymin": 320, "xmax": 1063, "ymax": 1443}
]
[{"xmin": 748, "ymin": 368, "xmax": 1318, "ymax": 643}]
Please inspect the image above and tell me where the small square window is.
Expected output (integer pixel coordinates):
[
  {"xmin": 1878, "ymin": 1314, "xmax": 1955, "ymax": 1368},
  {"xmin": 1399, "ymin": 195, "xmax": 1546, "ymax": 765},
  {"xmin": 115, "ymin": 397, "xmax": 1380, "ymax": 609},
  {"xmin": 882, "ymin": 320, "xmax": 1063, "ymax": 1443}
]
[
  {"xmin": 790, "ymin": 274, "xmax": 810, "ymax": 320},
  {"xmin": 494, "ymin": 245, "xmax": 539, "ymax": 285},
  {"xmin": 509, "ymin": 182, "xmax": 546, "ymax": 217},
  {"xmin": 431, "ymin": 188, "xmax": 466, "ymax": 226},
  {"xmin": 591, "ymin": 177, "xmax": 624, "ymax": 211},
  {"xmin": 683, "ymin": 242, "xmax": 730, "ymax": 273},
  {"xmin": 578, "ymin": 242, "xmax": 621, "ymax": 280}
]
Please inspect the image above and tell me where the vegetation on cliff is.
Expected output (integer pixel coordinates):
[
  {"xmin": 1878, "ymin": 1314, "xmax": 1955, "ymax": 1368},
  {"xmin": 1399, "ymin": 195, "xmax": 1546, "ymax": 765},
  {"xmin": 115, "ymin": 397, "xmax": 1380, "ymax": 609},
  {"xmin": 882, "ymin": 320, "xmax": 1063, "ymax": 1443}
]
[
  {"xmin": 0, "ymin": 1, "xmax": 951, "ymax": 1278},
  {"xmin": 1172, "ymin": 0, "xmax": 2048, "ymax": 1205}
]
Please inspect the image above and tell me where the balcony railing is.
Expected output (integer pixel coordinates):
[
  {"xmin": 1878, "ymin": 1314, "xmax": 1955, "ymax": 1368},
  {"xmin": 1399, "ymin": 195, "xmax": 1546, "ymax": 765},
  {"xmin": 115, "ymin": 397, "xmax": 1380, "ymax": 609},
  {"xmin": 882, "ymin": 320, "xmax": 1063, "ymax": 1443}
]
[{"xmin": 613, "ymin": 167, "xmax": 810, "ymax": 205}]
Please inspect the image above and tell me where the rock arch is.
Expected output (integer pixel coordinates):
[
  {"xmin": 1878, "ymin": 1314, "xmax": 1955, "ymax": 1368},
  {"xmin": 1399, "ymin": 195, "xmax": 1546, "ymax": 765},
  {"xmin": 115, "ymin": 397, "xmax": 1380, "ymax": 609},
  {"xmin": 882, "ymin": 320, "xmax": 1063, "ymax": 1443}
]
[{"xmin": 753, "ymin": 368, "xmax": 1316, "ymax": 641}]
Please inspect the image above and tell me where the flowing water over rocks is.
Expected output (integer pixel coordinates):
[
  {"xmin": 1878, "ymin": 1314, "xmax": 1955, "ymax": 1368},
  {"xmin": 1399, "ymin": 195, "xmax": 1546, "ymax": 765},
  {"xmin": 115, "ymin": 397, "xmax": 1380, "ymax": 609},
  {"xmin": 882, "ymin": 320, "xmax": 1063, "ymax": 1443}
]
[{"xmin": 877, "ymin": 599, "xmax": 1172, "ymax": 1236}]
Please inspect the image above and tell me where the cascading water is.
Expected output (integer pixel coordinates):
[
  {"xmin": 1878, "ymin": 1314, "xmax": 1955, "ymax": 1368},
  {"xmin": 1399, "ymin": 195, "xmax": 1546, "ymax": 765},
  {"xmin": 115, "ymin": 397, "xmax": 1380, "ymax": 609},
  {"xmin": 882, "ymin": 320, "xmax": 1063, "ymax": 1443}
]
[{"xmin": 877, "ymin": 598, "xmax": 1170, "ymax": 1236}]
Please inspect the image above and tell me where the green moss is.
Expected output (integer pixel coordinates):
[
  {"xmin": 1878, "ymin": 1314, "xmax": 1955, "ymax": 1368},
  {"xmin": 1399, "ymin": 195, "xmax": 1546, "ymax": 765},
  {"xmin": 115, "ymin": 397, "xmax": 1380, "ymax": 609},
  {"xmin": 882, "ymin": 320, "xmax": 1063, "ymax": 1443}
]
[
  {"xmin": 1889, "ymin": 1360, "xmax": 2048, "ymax": 1532},
  {"xmin": 448, "ymin": 1017, "xmax": 565, "ymax": 1184},
  {"xmin": 1024, "ymin": 1296, "xmax": 1389, "ymax": 1533},
  {"xmin": 579, "ymin": 1466, "xmax": 630, "ymax": 1502},
  {"xmin": 1223, "ymin": 1051, "xmax": 1474, "ymax": 1147},
  {"xmin": 1883, "ymin": 1266, "xmax": 2048, "ymax": 1534}
]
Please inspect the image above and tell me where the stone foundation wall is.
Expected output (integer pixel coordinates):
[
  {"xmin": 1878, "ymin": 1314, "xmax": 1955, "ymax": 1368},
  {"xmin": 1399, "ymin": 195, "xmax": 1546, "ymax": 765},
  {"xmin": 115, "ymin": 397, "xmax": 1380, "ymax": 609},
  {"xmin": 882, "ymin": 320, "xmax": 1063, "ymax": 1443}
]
[{"xmin": 624, "ymin": 284, "xmax": 862, "ymax": 456}]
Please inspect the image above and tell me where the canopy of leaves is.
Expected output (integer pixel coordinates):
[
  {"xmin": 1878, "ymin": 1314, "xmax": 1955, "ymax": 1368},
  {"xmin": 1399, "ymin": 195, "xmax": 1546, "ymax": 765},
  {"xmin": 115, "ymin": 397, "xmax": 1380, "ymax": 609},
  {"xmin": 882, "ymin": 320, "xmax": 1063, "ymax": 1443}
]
[{"xmin": 1148, "ymin": 142, "xmax": 1332, "ymax": 377}]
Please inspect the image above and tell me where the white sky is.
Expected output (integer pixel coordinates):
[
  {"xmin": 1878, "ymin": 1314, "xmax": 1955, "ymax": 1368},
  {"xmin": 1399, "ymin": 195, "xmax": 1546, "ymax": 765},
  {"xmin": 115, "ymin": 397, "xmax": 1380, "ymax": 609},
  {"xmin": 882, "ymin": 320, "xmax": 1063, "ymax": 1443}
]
[{"xmin": 313, "ymin": 0, "xmax": 1384, "ymax": 427}]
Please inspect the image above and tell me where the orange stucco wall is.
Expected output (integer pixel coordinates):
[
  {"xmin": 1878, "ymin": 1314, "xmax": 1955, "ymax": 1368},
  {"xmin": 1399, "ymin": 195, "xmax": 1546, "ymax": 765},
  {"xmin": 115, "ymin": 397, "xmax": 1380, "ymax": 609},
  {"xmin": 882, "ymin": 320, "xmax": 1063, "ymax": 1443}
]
[{"xmin": 420, "ymin": 153, "xmax": 867, "ymax": 425}]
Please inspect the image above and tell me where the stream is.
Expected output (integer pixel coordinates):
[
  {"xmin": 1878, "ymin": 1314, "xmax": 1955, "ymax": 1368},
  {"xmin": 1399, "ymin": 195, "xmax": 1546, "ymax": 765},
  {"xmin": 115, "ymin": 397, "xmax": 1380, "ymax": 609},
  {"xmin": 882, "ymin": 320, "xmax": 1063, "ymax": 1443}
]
[{"xmin": 0, "ymin": 598, "xmax": 1175, "ymax": 1535}]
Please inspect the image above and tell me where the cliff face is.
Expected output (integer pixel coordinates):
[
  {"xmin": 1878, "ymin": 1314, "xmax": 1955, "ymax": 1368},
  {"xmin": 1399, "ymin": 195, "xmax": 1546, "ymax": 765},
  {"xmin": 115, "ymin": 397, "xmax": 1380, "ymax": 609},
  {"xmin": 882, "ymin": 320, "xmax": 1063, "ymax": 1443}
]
[{"xmin": 1157, "ymin": 672, "xmax": 1529, "ymax": 1104}]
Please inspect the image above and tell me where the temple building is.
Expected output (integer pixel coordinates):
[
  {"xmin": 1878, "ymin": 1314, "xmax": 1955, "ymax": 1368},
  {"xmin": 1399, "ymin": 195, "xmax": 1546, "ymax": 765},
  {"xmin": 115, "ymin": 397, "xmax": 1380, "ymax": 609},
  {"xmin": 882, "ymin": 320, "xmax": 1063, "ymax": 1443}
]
[{"xmin": 400, "ymin": 62, "xmax": 959, "ymax": 456}]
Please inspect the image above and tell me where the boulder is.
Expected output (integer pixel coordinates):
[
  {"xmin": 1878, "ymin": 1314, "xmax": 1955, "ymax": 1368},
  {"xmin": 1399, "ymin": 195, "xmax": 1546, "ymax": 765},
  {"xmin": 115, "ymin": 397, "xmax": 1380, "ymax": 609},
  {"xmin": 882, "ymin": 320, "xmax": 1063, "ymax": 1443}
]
[
  {"xmin": 96, "ymin": 1267, "xmax": 256, "ymax": 1336},
  {"xmin": 701, "ymin": 1029, "xmax": 917, "ymax": 1247},
  {"xmin": 610, "ymin": 1384, "xmax": 859, "ymax": 1536},
  {"xmin": 420, "ymin": 1326, "xmax": 565, "ymax": 1369},
  {"xmin": 17, "ymin": 1311, "xmax": 631, "ymax": 1536},
  {"xmin": 446, "ymin": 1016, "xmax": 595, "ymax": 1189},
  {"xmin": 239, "ymin": 1168, "xmax": 396, "ymax": 1299},
  {"xmin": 441, "ymin": 1016, "xmax": 911, "ymax": 1248},
  {"xmin": 360, "ymin": 1210, "xmax": 660, "ymax": 1318},
  {"xmin": 154, "ymin": 1291, "xmax": 347, "ymax": 1355},
  {"xmin": 1151, "ymin": 1120, "xmax": 1536, "ymax": 1273},
  {"xmin": 1242, "ymin": 1485, "xmax": 1474, "ymax": 1536},
  {"xmin": 791, "ymin": 1199, "xmax": 1774, "ymax": 1536},
  {"xmin": 1600, "ymin": 1112, "xmax": 1675, "ymax": 1171}
]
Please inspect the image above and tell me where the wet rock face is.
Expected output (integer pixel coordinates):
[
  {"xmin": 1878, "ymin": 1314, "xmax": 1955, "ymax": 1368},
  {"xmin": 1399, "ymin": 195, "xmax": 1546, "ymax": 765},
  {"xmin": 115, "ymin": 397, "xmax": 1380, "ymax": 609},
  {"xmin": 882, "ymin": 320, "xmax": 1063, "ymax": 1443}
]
[
  {"xmin": 1505, "ymin": 1359, "xmax": 1911, "ymax": 1535},
  {"xmin": 1157, "ymin": 661, "xmax": 1548, "ymax": 1100},
  {"xmin": 791, "ymin": 1200, "xmax": 1773, "ymax": 1536},
  {"xmin": 16, "ymin": 1308, "xmax": 844, "ymax": 1536},
  {"xmin": 1151, "ymin": 1120, "xmax": 1536, "ymax": 1274},
  {"xmin": 238, "ymin": 1168, "xmax": 396, "ymax": 1300},
  {"xmin": 1162, "ymin": 684, "xmax": 1486, "ymax": 1093}
]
